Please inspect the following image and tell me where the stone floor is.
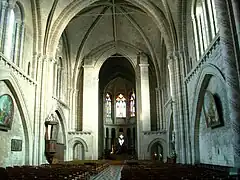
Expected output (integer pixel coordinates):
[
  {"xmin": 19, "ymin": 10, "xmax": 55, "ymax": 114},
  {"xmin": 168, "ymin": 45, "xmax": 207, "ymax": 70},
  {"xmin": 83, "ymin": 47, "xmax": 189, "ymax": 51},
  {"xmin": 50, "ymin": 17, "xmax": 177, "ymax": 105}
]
[{"xmin": 90, "ymin": 165, "xmax": 123, "ymax": 180}]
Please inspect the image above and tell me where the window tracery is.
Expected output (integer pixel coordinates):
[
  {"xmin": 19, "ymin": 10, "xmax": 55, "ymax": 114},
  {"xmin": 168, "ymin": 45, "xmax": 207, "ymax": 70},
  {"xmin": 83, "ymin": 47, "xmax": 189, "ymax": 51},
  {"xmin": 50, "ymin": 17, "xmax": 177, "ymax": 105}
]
[
  {"xmin": 105, "ymin": 93, "xmax": 111, "ymax": 118},
  {"xmin": 4, "ymin": 2, "xmax": 25, "ymax": 66},
  {"xmin": 193, "ymin": 0, "xmax": 219, "ymax": 60},
  {"xmin": 116, "ymin": 94, "xmax": 126, "ymax": 118}
]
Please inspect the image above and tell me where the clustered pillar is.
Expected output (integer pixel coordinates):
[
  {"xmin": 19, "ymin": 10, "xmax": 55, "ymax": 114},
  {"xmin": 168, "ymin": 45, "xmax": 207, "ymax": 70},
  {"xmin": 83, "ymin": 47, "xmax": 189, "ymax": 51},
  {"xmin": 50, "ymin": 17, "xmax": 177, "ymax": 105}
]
[{"xmin": 215, "ymin": 0, "xmax": 240, "ymax": 169}]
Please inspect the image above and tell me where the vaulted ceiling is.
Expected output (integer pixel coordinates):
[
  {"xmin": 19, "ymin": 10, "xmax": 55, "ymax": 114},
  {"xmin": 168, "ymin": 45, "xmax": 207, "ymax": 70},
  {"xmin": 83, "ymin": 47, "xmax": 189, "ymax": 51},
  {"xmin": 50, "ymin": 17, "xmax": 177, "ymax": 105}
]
[
  {"xmin": 65, "ymin": 0, "xmax": 163, "ymax": 62},
  {"xmin": 37, "ymin": 0, "xmax": 181, "ymax": 83}
]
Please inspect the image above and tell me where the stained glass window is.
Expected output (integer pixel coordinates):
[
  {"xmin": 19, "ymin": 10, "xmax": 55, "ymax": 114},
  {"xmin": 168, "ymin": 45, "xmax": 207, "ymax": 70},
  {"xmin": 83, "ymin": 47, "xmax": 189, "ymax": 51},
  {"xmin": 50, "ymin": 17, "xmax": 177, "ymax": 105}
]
[
  {"xmin": 130, "ymin": 92, "xmax": 135, "ymax": 117},
  {"xmin": 105, "ymin": 93, "xmax": 111, "ymax": 117},
  {"xmin": 116, "ymin": 94, "xmax": 126, "ymax": 118}
]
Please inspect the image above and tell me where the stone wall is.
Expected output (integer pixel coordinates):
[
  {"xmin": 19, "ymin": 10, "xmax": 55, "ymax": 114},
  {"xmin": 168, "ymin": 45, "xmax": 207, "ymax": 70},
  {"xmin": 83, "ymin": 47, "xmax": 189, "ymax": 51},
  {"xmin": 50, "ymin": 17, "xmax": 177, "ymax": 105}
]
[
  {"xmin": 185, "ymin": 39, "xmax": 234, "ymax": 166},
  {"xmin": 199, "ymin": 76, "xmax": 234, "ymax": 166},
  {"xmin": 68, "ymin": 132, "xmax": 94, "ymax": 160},
  {"xmin": 141, "ymin": 131, "xmax": 167, "ymax": 161},
  {"xmin": 0, "ymin": 81, "xmax": 27, "ymax": 167}
]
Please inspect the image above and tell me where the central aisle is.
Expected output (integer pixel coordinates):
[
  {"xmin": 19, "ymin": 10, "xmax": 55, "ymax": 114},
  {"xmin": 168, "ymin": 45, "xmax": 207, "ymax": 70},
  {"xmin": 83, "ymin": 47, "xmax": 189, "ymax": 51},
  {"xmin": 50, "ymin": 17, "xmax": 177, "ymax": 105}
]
[{"xmin": 91, "ymin": 165, "xmax": 123, "ymax": 180}]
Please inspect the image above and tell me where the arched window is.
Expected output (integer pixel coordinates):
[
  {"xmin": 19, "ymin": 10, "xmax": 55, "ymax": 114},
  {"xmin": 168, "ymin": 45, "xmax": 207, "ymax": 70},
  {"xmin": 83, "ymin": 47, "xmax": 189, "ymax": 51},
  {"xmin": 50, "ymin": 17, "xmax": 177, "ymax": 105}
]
[
  {"xmin": 129, "ymin": 92, "xmax": 135, "ymax": 117},
  {"xmin": 4, "ymin": 2, "xmax": 24, "ymax": 66},
  {"xmin": 193, "ymin": 0, "xmax": 218, "ymax": 60},
  {"xmin": 105, "ymin": 93, "xmax": 111, "ymax": 118},
  {"xmin": 116, "ymin": 94, "xmax": 126, "ymax": 118},
  {"xmin": 5, "ymin": 9, "xmax": 15, "ymax": 60}
]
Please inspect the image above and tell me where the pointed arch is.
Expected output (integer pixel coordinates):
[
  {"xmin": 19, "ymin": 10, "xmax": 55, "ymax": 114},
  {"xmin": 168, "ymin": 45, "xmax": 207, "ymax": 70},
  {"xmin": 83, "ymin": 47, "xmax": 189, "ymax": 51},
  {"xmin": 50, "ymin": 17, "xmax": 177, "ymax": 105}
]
[
  {"xmin": 190, "ymin": 64, "xmax": 225, "ymax": 163},
  {"xmin": 0, "ymin": 70, "xmax": 33, "ymax": 165},
  {"xmin": 45, "ymin": 0, "xmax": 174, "ymax": 57}
]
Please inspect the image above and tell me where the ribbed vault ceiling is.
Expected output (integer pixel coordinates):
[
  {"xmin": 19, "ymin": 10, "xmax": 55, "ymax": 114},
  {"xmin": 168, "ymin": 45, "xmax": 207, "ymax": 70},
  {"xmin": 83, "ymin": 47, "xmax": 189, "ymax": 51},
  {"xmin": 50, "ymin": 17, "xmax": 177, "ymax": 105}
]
[{"xmin": 65, "ymin": 0, "xmax": 165, "ymax": 65}]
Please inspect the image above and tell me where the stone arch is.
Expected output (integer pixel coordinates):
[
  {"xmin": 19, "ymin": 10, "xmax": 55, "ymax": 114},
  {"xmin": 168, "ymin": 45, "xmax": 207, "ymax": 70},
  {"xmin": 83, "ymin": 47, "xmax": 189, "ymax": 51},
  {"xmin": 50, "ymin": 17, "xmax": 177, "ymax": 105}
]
[
  {"xmin": 147, "ymin": 138, "xmax": 167, "ymax": 161},
  {"xmin": 68, "ymin": 137, "xmax": 89, "ymax": 152},
  {"xmin": 54, "ymin": 107, "xmax": 67, "ymax": 146},
  {"xmin": 190, "ymin": 64, "xmax": 225, "ymax": 163},
  {"xmin": 73, "ymin": 141, "xmax": 85, "ymax": 160},
  {"xmin": 73, "ymin": 41, "xmax": 140, "ymax": 90},
  {"xmin": 17, "ymin": 1, "xmax": 26, "ymax": 19},
  {"xmin": 94, "ymin": 45, "xmax": 138, "ymax": 73},
  {"xmin": 46, "ymin": 0, "xmax": 174, "ymax": 57},
  {"xmin": 0, "ymin": 70, "xmax": 33, "ymax": 165},
  {"xmin": 191, "ymin": 0, "xmax": 198, "ymax": 17},
  {"xmin": 42, "ymin": 106, "xmax": 68, "ymax": 161},
  {"xmin": 68, "ymin": 137, "xmax": 88, "ymax": 160}
]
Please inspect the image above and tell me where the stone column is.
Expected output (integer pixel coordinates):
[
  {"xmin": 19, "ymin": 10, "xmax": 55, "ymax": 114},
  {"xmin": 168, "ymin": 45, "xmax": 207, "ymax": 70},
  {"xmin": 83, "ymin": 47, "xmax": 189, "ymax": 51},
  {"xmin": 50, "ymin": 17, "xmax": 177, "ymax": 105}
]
[
  {"xmin": 82, "ymin": 65, "xmax": 99, "ymax": 159},
  {"xmin": 192, "ymin": 15, "xmax": 201, "ymax": 60},
  {"xmin": 104, "ymin": 128, "xmax": 106, "ymax": 150},
  {"xmin": 108, "ymin": 131, "xmax": 112, "ymax": 151},
  {"xmin": 139, "ymin": 53, "xmax": 151, "ymax": 131},
  {"xmin": 201, "ymin": 0, "xmax": 211, "ymax": 43},
  {"xmin": 155, "ymin": 88, "xmax": 161, "ymax": 130},
  {"xmin": 0, "ymin": 1, "xmax": 8, "ymax": 51},
  {"xmin": 45, "ymin": 58, "xmax": 56, "ymax": 110},
  {"xmin": 68, "ymin": 88, "xmax": 74, "ymax": 130},
  {"xmin": 53, "ymin": 62, "xmax": 57, "ymax": 97},
  {"xmin": 19, "ymin": 22, "xmax": 25, "ymax": 69},
  {"xmin": 37, "ymin": 56, "xmax": 49, "ymax": 164},
  {"xmin": 12, "ymin": 22, "xmax": 20, "ymax": 65},
  {"xmin": 215, "ymin": 0, "xmax": 240, "ymax": 168},
  {"xmin": 160, "ymin": 87, "xmax": 165, "ymax": 129},
  {"xmin": 231, "ymin": 0, "xmax": 240, "ymax": 52},
  {"xmin": 32, "ymin": 54, "xmax": 42, "ymax": 165},
  {"xmin": 71, "ymin": 89, "xmax": 78, "ymax": 130},
  {"xmin": 167, "ymin": 54, "xmax": 186, "ymax": 163}
]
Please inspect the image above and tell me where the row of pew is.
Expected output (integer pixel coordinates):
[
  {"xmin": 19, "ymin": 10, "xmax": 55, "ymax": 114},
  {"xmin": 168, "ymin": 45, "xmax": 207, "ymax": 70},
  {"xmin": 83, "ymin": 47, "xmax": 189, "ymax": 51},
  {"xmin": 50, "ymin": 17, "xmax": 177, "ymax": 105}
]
[
  {"xmin": 121, "ymin": 161, "xmax": 238, "ymax": 180},
  {"xmin": 0, "ymin": 161, "xmax": 109, "ymax": 180}
]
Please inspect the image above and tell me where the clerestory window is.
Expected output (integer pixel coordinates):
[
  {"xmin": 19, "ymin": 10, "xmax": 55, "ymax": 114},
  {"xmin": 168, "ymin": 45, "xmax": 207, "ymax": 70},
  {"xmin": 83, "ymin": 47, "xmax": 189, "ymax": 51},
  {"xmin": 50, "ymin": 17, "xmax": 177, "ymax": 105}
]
[
  {"xmin": 4, "ymin": 2, "xmax": 25, "ymax": 66},
  {"xmin": 105, "ymin": 93, "xmax": 112, "ymax": 118},
  {"xmin": 116, "ymin": 94, "xmax": 126, "ymax": 118},
  {"xmin": 193, "ymin": 0, "xmax": 219, "ymax": 60}
]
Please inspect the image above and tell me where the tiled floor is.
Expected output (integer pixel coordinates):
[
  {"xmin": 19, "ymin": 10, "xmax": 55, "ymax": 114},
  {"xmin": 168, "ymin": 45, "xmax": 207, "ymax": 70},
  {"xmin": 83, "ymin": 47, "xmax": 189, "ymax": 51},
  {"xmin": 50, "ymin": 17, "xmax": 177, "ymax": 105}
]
[{"xmin": 91, "ymin": 165, "xmax": 123, "ymax": 180}]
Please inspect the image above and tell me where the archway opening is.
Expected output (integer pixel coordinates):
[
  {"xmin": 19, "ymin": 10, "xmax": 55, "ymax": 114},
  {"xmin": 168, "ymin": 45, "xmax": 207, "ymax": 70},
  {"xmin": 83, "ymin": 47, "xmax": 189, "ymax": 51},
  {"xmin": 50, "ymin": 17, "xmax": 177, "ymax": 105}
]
[
  {"xmin": 54, "ymin": 111, "xmax": 66, "ymax": 162},
  {"xmin": 150, "ymin": 142, "xmax": 163, "ymax": 161},
  {"xmin": 99, "ymin": 54, "xmax": 136, "ymax": 160},
  {"xmin": 73, "ymin": 142, "xmax": 84, "ymax": 160}
]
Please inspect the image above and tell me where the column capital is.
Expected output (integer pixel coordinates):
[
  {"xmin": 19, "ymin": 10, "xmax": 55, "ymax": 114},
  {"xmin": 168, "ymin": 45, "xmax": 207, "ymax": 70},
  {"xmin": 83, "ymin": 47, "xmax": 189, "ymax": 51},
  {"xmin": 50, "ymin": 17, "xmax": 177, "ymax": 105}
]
[
  {"xmin": 49, "ymin": 57, "xmax": 57, "ymax": 64},
  {"xmin": 138, "ymin": 52, "xmax": 148, "ymax": 64},
  {"xmin": 83, "ymin": 65, "xmax": 94, "ymax": 68},
  {"xmin": 155, "ymin": 87, "xmax": 161, "ymax": 92},
  {"xmin": 139, "ymin": 64, "xmax": 149, "ymax": 68},
  {"xmin": 167, "ymin": 51, "xmax": 181, "ymax": 60},
  {"xmin": 33, "ymin": 52, "xmax": 42, "ymax": 61},
  {"xmin": 73, "ymin": 89, "xmax": 79, "ymax": 93},
  {"xmin": 7, "ymin": 1, "xmax": 15, "ymax": 9},
  {"xmin": 1, "ymin": 1, "xmax": 9, "ymax": 9}
]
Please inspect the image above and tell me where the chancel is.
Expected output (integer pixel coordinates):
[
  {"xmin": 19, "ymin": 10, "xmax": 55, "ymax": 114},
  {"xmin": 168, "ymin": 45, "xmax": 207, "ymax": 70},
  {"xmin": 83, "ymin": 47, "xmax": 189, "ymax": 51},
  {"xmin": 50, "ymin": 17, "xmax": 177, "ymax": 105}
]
[{"xmin": 0, "ymin": 0, "xmax": 240, "ymax": 179}]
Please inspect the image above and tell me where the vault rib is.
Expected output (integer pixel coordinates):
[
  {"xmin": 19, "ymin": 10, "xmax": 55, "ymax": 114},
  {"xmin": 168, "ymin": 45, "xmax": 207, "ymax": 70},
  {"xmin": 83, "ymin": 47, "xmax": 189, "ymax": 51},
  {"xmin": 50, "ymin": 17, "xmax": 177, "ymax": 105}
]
[{"xmin": 112, "ymin": 0, "xmax": 118, "ymax": 45}]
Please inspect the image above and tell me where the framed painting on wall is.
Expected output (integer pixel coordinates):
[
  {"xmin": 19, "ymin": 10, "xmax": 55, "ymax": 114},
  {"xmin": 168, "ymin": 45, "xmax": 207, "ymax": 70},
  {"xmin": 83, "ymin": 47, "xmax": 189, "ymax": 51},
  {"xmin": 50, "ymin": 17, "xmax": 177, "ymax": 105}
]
[
  {"xmin": 0, "ymin": 94, "xmax": 14, "ymax": 131},
  {"xmin": 11, "ymin": 139, "xmax": 22, "ymax": 151},
  {"xmin": 203, "ymin": 90, "xmax": 223, "ymax": 128}
]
